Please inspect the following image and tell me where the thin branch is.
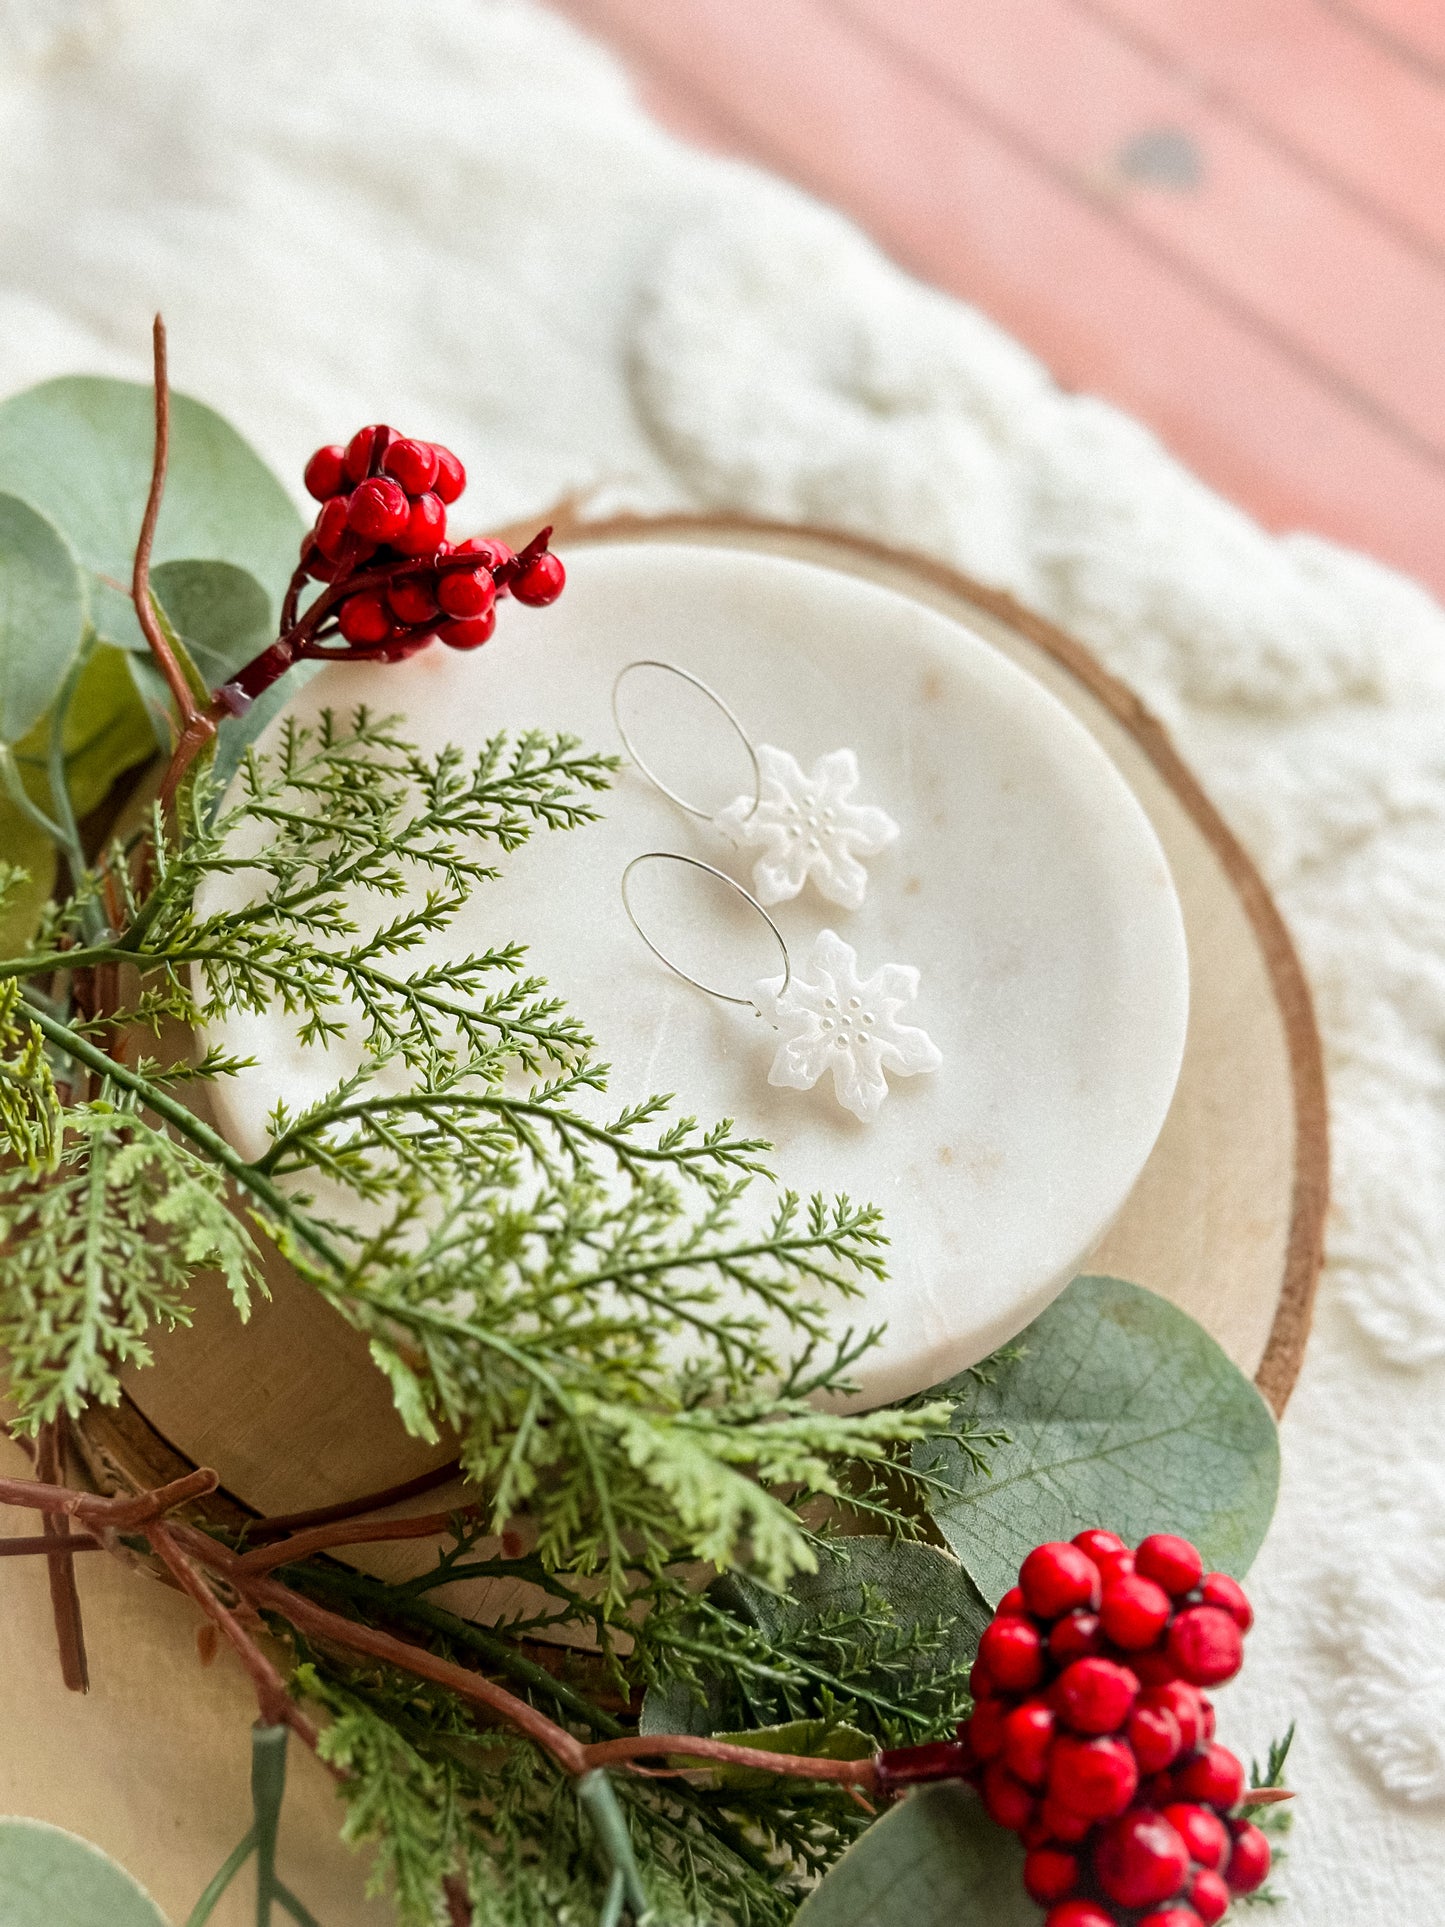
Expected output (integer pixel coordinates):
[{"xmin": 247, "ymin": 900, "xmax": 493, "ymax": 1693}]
[
  {"xmin": 581, "ymin": 1733, "xmax": 877, "ymax": 1791},
  {"xmin": 132, "ymin": 316, "xmax": 199, "ymax": 731},
  {"xmin": 0, "ymin": 1533, "xmax": 102, "ymax": 1557},
  {"xmin": 36, "ymin": 1419, "xmax": 89, "ymax": 1692},
  {"xmin": 246, "ymin": 1462, "xmax": 462, "ymax": 1542},
  {"xmin": 148, "ymin": 1522, "xmax": 324, "ymax": 1756},
  {"xmin": 0, "ymin": 1464, "xmax": 217, "ymax": 1530},
  {"xmin": 234, "ymin": 1503, "xmax": 484, "ymax": 1577}
]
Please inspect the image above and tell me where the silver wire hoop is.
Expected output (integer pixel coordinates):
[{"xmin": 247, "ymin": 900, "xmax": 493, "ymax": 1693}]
[
  {"xmin": 620, "ymin": 852, "xmax": 790, "ymax": 1007},
  {"xmin": 611, "ymin": 659, "xmax": 761, "ymax": 822}
]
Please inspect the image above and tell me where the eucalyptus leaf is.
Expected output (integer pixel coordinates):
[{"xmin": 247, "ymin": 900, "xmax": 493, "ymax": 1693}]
[
  {"xmin": 150, "ymin": 558, "xmax": 273, "ymax": 688},
  {"xmin": 794, "ymin": 1781, "xmax": 1038, "ymax": 1927},
  {"xmin": 11, "ymin": 639, "xmax": 156, "ymax": 822},
  {"xmin": 916, "ymin": 1276, "xmax": 1280, "ymax": 1606},
  {"xmin": 0, "ymin": 1817, "xmax": 171, "ymax": 1927},
  {"xmin": 0, "ymin": 376, "xmax": 302, "ymax": 658},
  {"xmin": 0, "ymin": 802, "xmax": 57, "ymax": 953},
  {"xmin": 0, "ymin": 491, "xmax": 87, "ymax": 743}
]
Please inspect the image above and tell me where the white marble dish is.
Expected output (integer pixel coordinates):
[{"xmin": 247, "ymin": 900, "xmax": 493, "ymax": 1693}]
[{"xmin": 201, "ymin": 542, "xmax": 1189, "ymax": 1408}]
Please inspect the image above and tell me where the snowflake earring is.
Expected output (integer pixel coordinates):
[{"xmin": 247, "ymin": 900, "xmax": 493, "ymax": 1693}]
[
  {"xmin": 621, "ymin": 852, "xmax": 941, "ymax": 1124},
  {"xmin": 612, "ymin": 660, "xmax": 900, "ymax": 911}
]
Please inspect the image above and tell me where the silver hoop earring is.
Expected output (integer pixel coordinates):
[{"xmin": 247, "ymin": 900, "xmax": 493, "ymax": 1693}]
[
  {"xmin": 612, "ymin": 661, "xmax": 899, "ymax": 912},
  {"xmin": 621, "ymin": 852, "xmax": 940, "ymax": 1125}
]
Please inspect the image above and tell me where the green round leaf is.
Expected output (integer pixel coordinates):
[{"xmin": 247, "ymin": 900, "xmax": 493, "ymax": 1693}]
[
  {"xmin": 0, "ymin": 1817, "xmax": 171, "ymax": 1927},
  {"xmin": 150, "ymin": 558, "xmax": 273, "ymax": 688},
  {"xmin": 795, "ymin": 1782, "xmax": 1038, "ymax": 1927},
  {"xmin": 0, "ymin": 800, "xmax": 58, "ymax": 955},
  {"xmin": 0, "ymin": 377, "xmax": 302, "ymax": 658},
  {"xmin": 0, "ymin": 491, "xmax": 87, "ymax": 743},
  {"xmin": 916, "ymin": 1276, "xmax": 1280, "ymax": 1606}
]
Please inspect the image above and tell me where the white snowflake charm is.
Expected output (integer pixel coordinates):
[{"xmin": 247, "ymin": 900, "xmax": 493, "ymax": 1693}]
[
  {"xmin": 714, "ymin": 746, "xmax": 899, "ymax": 911},
  {"xmin": 752, "ymin": 929, "xmax": 942, "ymax": 1124}
]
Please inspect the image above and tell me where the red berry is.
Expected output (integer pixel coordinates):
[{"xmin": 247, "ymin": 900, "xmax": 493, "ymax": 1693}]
[
  {"xmin": 1162, "ymin": 1802, "xmax": 1231, "ymax": 1870},
  {"xmin": 1050, "ymin": 1610, "xmax": 1104, "ymax": 1664},
  {"xmin": 1136, "ymin": 1535, "xmax": 1205, "ymax": 1597},
  {"xmin": 978, "ymin": 1616, "xmax": 1046, "ymax": 1693},
  {"xmin": 1174, "ymin": 1744, "xmax": 1245, "ymax": 1812},
  {"xmin": 337, "ymin": 593, "xmax": 392, "ymax": 646},
  {"xmin": 1200, "ymin": 1698, "xmax": 1217, "ymax": 1743},
  {"xmin": 458, "ymin": 533, "xmax": 513, "ymax": 569},
  {"xmin": 437, "ymin": 610, "xmax": 497, "ymax": 651},
  {"xmin": 1186, "ymin": 1867, "xmax": 1231, "ymax": 1925},
  {"xmin": 965, "ymin": 1697, "xmax": 1007, "ymax": 1763},
  {"xmin": 392, "ymin": 491, "xmax": 448, "ymax": 558},
  {"xmin": 1073, "ymin": 1528, "xmax": 1128, "ymax": 1565},
  {"xmin": 1136, "ymin": 1910, "xmax": 1203, "ymax": 1927},
  {"xmin": 1048, "ymin": 1735, "xmax": 1138, "ymax": 1821},
  {"xmin": 1094, "ymin": 1548, "xmax": 1138, "ymax": 1587},
  {"xmin": 347, "ymin": 476, "xmax": 410, "ymax": 542},
  {"xmin": 303, "ymin": 444, "xmax": 347, "ymax": 500},
  {"xmin": 431, "ymin": 444, "xmax": 466, "ymax": 503},
  {"xmin": 982, "ymin": 1760, "xmax": 1036, "ymax": 1832},
  {"xmin": 1132, "ymin": 1647, "xmax": 1182, "ymax": 1688},
  {"xmin": 314, "ymin": 495, "xmax": 355, "ymax": 562},
  {"xmin": 437, "ymin": 565, "xmax": 497, "ymax": 620},
  {"xmin": 1044, "ymin": 1906, "xmax": 1114, "ymax": 1927},
  {"xmin": 1021, "ymin": 1544, "xmax": 1103, "ymax": 1620},
  {"xmin": 511, "ymin": 550, "xmax": 566, "ymax": 607},
  {"xmin": 301, "ymin": 540, "xmax": 336, "ymax": 582},
  {"xmin": 1040, "ymin": 1795, "xmax": 1093, "ymax": 1844},
  {"xmin": 1023, "ymin": 1848, "xmax": 1080, "ymax": 1905},
  {"xmin": 1051, "ymin": 1658, "xmax": 1138, "ymax": 1735},
  {"xmin": 1140, "ymin": 1682, "xmax": 1207, "ymax": 1756},
  {"xmin": 388, "ymin": 579, "xmax": 441, "ymax": 626},
  {"xmin": 344, "ymin": 423, "xmax": 395, "ymax": 483},
  {"xmin": 382, "ymin": 437, "xmax": 440, "ymax": 495},
  {"xmin": 1128, "ymin": 1702, "xmax": 1182, "ymax": 1773},
  {"xmin": 1094, "ymin": 1809, "xmax": 1191, "ymax": 1908},
  {"xmin": 1200, "ymin": 1572, "xmax": 1254, "ymax": 1632},
  {"xmin": 1002, "ymin": 1700, "xmax": 1056, "ymax": 1786},
  {"xmin": 1168, "ymin": 1607, "xmax": 1244, "ymax": 1688},
  {"xmin": 968, "ymin": 1656, "xmax": 994, "ymax": 1698},
  {"xmin": 1101, "ymin": 1574, "xmax": 1173, "ymax": 1650},
  {"xmin": 998, "ymin": 1586, "xmax": 1026, "ymax": 1616},
  {"xmin": 1225, "ymin": 1820, "xmax": 1271, "ymax": 1895}
]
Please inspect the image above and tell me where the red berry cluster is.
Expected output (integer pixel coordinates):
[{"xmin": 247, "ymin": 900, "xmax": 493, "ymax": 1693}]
[
  {"xmin": 878, "ymin": 1532, "xmax": 1272, "ymax": 1927},
  {"xmin": 299, "ymin": 423, "xmax": 564, "ymax": 659}
]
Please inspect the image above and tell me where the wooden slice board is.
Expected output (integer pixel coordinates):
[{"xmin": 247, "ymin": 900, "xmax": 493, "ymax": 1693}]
[{"xmin": 20, "ymin": 517, "xmax": 1325, "ymax": 1923}]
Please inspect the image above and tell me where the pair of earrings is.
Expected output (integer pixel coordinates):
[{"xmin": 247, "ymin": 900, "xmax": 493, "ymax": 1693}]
[{"xmin": 613, "ymin": 661, "xmax": 941, "ymax": 1125}]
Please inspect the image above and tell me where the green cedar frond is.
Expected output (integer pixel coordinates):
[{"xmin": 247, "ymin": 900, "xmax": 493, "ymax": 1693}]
[
  {"xmin": 0, "ymin": 979, "xmax": 59, "ymax": 1170},
  {"xmin": 0, "ymin": 1098, "xmax": 259, "ymax": 1427}
]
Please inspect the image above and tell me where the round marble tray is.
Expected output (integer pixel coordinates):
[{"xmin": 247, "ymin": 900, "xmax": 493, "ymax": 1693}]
[{"xmin": 86, "ymin": 518, "xmax": 1326, "ymax": 1529}]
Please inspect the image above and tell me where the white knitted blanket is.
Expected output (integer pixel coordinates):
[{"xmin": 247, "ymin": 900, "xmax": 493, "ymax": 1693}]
[{"xmin": 3, "ymin": 2, "xmax": 1443, "ymax": 1917}]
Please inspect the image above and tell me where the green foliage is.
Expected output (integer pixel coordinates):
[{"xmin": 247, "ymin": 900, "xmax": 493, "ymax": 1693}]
[
  {"xmin": 793, "ymin": 1782, "xmax": 1036, "ymax": 1927},
  {"xmin": 0, "ymin": 490, "xmax": 87, "ymax": 743},
  {"xmin": 0, "ymin": 1818, "xmax": 171, "ymax": 1927},
  {"xmin": 0, "ymin": 975, "xmax": 58, "ymax": 1171},
  {"xmin": 0, "ymin": 375, "xmax": 303, "ymax": 659},
  {"xmin": 0, "ymin": 1099, "xmax": 258, "ymax": 1428},
  {"xmin": 9, "ymin": 636, "xmax": 157, "ymax": 822},
  {"xmin": 151, "ymin": 557, "xmax": 274, "ymax": 688},
  {"xmin": 639, "ymin": 1536, "xmax": 988, "ymax": 1750},
  {"xmin": 916, "ymin": 1275, "xmax": 1280, "ymax": 1605}
]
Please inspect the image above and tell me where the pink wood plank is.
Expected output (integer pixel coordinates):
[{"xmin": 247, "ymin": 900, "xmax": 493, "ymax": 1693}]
[
  {"xmin": 844, "ymin": 0, "xmax": 1445, "ymax": 462},
  {"xmin": 550, "ymin": 0, "xmax": 1445, "ymax": 597},
  {"xmin": 1083, "ymin": 0, "xmax": 1445, "ymax": 256},
  {"xmin": 1330, "ymin": 0, "xmax": 1445, "ymax": 73}
]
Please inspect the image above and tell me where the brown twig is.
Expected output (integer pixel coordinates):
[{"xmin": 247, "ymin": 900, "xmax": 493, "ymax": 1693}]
[
  {"xmin": 0, "ymin": 1464, "xmax": 217, "ymax": 1530},
  {"xmin": 0, "ymin": 1533, "xmax": 103, "ymax": 1557},
  {"xmin": 36, "ymin": 1419, "xmax": 89, "ymax": 1692},
  {"xmin": 148, "ymin": 1522, "xmax": 328, "ymax": 1762},
  {"xmin": 132, "ymin": 318, "xmax": 201, "ymax": 734},
  {"xmin": 234, "ymin": 1503, "xmax": 484, "ymax": 1577},
  {"xmin": 580, "ymin": 1733, "xmax": 877, "ymax": 1790}
]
